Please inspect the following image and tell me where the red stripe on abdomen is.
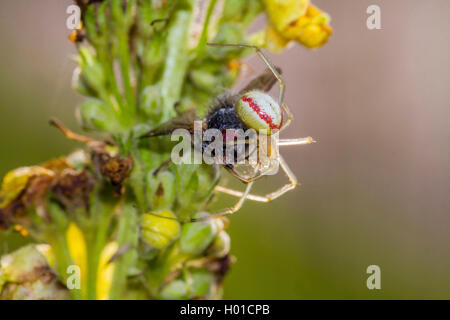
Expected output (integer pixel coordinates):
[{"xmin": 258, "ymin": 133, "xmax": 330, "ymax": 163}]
[{"xmin": 241, "ymin": 96, "xmax": 280, "ymax": 130}]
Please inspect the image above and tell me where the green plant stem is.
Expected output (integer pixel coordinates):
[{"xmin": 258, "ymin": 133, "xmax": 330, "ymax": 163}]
[
  {"xmin": 85, "ymin": 235, "xmax": 98, "ymax": 300},
  {"xmin": 196, "ymin": 0, "xmax": 218, "ymax": 58},
  {"xmin": 97, "ymin": 87, "xmax": 126, "ymax": 130},
  {"xmin": 109, "ymin": 204, "xmax": 138, "ymax": 299},
  {"xmin": 160, "ymin": 3, "xmax": 195, "ymax": 121},
  {"xmin": 118, "ymin": 31, "xmax": 136, "ymax": 125},
  {"xmin": 85, "ymin": 214, "xmax": 110, "ymax": 300},
  {"xmin": 48, "ymin": 232, "xmax": 81, "ymax": 300},
  {"xmin": 129, "ymin": 146, "xmax": 149, "ymax": 212},
  {"xmin": 99, "ymin": 48, "xmax": 125, "ymax": 112},
  {"xmin": 46, "ymin": 204, "xmax": 82, "ymax": 299}
]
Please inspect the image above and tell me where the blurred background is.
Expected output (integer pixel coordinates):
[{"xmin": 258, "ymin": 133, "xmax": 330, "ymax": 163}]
[{"xmin": 1, "ymin": 0, "xmax": 449, "ymax": 299}]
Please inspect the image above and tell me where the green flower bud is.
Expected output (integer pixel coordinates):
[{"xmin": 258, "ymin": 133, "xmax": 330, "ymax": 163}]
[
  {"xmin": 0, "ymin": 245, "xmax": 69, "ymax": 300},
  {"xmin": 141, "ymin": 210, "xmax": 180, "ymax": 249},
  {"xmin": 139, "ymin": 149, "xmax": 164, "ymax": 170},
  {"xmin": 209, "ymin": 23, "xmax": 244, "ymax": 60},
  {"xmin": 160, "ymin": 279, "xmax": 188, "ymax": 300},
  {"xmin": 159, "ymin": 269, "xmax": 215, "ymax": 300},
  {"xmin": 195, "ymin": 164, "xmax": 219, "ymax": 200},
  {"xmin": 176, "ymin": 163, "xmax": 216, "ymax": 218},
  {"xmin": 72, "ymin": 67, "xmax": 98, "ymax": 97},
  {"xmin": 190, "ymin": 69, "xmax": 217, "ymax": 92},
  {"xmin": 175, "ymin": 163, "xmax": 199, "ymax": 194},
  {"xmin": 179, "ymin": 213, "xmax": 218, "ymax": 255},
  {"xmin": 140, "ymin": 85, "xmax": 163, "ymax": 120},
  {"xmin": 190, "ymin": 269, "xmax": 215, "ymax": 298},
  {"xmin": 206, "ymin": 231, "xmax": 231, "ymax": 258},
  {"xmin": 78, "ymin": 47, "xmax": 105, "ymax": 94},
  {"xmin": 146, "ymin": 170, "xmax": 176, "ymax": 210},
  {"xmin": 78, "ymin": 98, "xmax": 119, "ymax": 132}
]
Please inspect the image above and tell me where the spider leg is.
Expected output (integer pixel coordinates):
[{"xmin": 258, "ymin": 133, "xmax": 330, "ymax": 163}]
[
  {"xmin": 278, "ymin": 137, "xmax": 316, "ymax": 146},
  {"xmin": 207, "ymin": 43, "xmax": 294, "ymax": 131},
  {"xmin": 192, "ymin": 181, "xmax": 255, "ymax": 221},
  {"xmin": 148, "ymin": 157, "xmax": 299, "ymax": 223},
  {"xmin": 214, "ymin": 155, "xmax": 299, "ymax": 203},
  {"xmin": 214, "ymin": 185, "xmax": 268, "ymax": 202},
  {"xmin": 141, "ymin": 165, "xmax": 262, "ymax": 223},
  {"xmin": 224, "ymin": 165, "xmax": 262, "ymax": 183},
  {"xmin": 208, "ymin": 43, "xmax": 284, "ymax": 104},
  {"xmin": 280, "ymin": 103, "xmax": 294, "ymax": 132},
  {"xmin": 147, "ymin": 181, "xmax": 255, "ymax": 222}
]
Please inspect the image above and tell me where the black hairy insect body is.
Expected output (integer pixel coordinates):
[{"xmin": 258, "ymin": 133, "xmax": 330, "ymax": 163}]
[{"xmin": 203, "ymin": 95, "xmax": 249, "ymax": 164}]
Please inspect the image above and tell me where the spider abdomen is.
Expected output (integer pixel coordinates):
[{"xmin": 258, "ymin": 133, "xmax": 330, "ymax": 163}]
[{"xmin": 235, "ymin": 91, "xmax": 282, "ymax": 134}]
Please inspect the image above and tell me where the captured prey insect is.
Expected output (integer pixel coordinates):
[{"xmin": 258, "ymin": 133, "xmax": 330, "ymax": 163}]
[{"xmin": 141, "ymin": 43, "xmax": 315, "ymax": 220}]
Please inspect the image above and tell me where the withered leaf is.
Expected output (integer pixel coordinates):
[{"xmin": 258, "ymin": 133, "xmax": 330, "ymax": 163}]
[
  {"xmin": 92, "ymin": 149, "xmax": 133, "ymax": 194},
  {"xmin": 52, "ymin": 169, "xmax": 95, "ymax": 211},
  {"xmin": 0, "ymin": 167, "xmax": 56, "ymax": 227}
]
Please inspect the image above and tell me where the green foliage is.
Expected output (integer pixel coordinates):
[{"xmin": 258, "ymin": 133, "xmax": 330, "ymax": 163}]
[
  {"xmin": 0, "ymin": 0, "xmax": 264, "ymax": 300},
  {"xmin": 0, "ymin": 0, "xmax": 332, "ymax": 300}
]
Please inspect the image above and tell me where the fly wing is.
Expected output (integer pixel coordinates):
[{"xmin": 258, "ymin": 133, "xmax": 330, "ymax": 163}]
[
  {"xmin": 239, "ymin": 66, "xmax": 282, "ymax": 94},
  {"xmin": 140, "ymin": 109, "xmax": 198, "ymax": 138}
]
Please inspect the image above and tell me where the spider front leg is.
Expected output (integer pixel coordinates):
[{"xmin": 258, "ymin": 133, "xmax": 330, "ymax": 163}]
[
  {"xmin": 192, "ymin": 181, "xmax": 255, "ymax": 221},
  {"xmin": 214, "ymin": 155, "xmax": 299, "ymax": 203},
  {"xmin": 278, "ymin": 137, "xmax": 316, "ymax": 146},
  {"xmin": 207, "ymin": 43, "xmax": 294, "ymax": 131},
  {"xmin": 214, "ymin": 185, "xmax": 269, "ymax": 202},
  {"xmin": 280, "ymin": 103, "xmax": 294, "ymax": 132},
  {"xmin": 224, "ymin": 164, "xmax": 263, "ymax": 184}
]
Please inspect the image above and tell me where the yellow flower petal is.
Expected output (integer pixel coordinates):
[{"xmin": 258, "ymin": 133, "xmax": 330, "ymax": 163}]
[
  {"xmin": 0, "ymin": 166, "xmax": 54, "ymax": 208},
  {"xmin": 265, "ymin": 24, "xmax": 292, "ymax": 53},
  {"xmin": 264, "ymin": 0, "xmax": 332, "ymax": 49},
  {"xmin": 264, "ymin": 0, "xmax": 310, "ymax": 33},
  {"xmin": 285, "ymin": 4, "xmax": 333, "ymax": 49},
  {"xmin": 96, "ymin": 241, "xmax": 118, "ymax": 300},
  {"xmin": 66, "ymin": 222, "xmax": 87, "ymax": 295}
]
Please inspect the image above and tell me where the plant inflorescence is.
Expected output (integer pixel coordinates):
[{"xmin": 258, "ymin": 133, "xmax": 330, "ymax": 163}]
[{"xmin": 0, "ymin": 0, "xmax": 331, "ymax": 300}]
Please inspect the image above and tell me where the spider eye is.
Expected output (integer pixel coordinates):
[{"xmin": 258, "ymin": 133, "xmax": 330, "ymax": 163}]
[{"xmin": 235, "ymin": 91, "xmax": 282, "ymax": 134}]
